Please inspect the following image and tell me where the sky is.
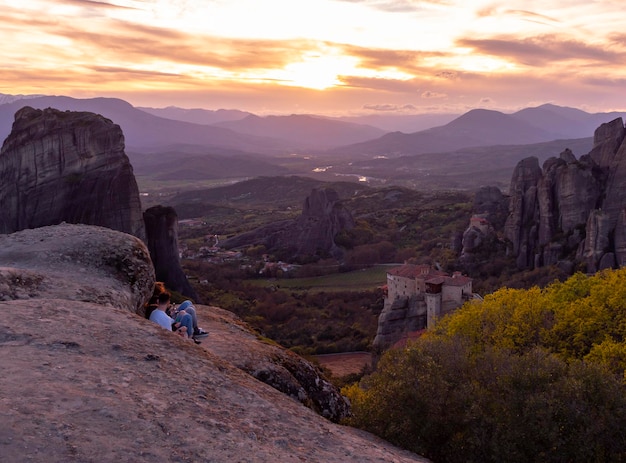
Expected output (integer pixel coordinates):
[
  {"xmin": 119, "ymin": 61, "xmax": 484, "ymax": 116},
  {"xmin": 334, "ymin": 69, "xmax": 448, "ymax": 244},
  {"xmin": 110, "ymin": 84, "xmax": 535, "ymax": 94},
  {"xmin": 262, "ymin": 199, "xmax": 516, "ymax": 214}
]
[{"xmin": 1, "ymin": 0, "xmax": 626, "ymax": 115}]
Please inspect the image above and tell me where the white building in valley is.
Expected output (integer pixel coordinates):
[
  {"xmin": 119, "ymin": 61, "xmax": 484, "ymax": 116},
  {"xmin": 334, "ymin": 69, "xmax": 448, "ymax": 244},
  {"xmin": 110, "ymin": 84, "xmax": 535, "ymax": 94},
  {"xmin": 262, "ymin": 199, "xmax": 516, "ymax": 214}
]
[{"xmin": 385, "ymin": 264, "xmax": 473, "ymax": 328}]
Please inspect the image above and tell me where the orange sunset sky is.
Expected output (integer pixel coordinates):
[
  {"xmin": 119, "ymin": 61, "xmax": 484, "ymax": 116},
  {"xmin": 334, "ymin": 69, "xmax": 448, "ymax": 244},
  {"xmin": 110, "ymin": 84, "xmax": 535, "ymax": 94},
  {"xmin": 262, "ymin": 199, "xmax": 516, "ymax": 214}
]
[{"xmin": 2, "ymin": 0, "xmax": 625, "ymax": 115}]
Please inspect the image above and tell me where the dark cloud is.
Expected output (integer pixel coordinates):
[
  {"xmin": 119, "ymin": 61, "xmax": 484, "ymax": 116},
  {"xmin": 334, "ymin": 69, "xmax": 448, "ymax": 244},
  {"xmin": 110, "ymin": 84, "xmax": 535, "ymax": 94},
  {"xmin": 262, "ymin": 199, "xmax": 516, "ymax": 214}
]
[
  {"xmin": 421, "ymin": 91, "xmax": 446, "ymax": 99},
  {"xmin": 362, "ymin": 103, "xmax": 417, "ymax": 111},
  {"xmin": 339, "ymin": 76, "xmax": 421, "ymax": 92},
  {"xmin": 457, "ymin": 34, "xmax": 626, "ymax": 66},
  {"xmin": 87, "ymin": 66, "xmax": 182, "ymax": 78},
  {"xmin": 64, "ymin": 0, "xmax": 138, "ymax": 10},
  {"xmin": 476, "ymin": 7, "xmax": 559, "ymax": 25},
  {"xmin": 339, "ymin": 44, "xmax": 446, "ymax": 73},
  {"xmin": 435, "ymin": 70, "xmax": 458, "ymax": 79}
]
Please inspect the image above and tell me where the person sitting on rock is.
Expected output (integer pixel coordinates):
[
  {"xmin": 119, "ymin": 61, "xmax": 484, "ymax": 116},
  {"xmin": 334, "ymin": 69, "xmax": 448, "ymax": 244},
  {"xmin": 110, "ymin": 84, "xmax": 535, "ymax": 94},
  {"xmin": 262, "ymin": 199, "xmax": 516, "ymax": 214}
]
[
  {"xmin": 149, "ymin": 291, "xmax": 194, "ymax": 340},
  {"xmin": 175, "ymin": 300, "xmax": 208, "ymax": 340}
]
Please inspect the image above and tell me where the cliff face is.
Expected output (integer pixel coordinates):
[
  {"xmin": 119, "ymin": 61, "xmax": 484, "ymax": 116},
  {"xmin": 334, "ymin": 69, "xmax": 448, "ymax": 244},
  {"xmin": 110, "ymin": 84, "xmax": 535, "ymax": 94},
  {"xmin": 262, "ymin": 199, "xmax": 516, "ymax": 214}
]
[
  {"xmin": 223, "ymin": 188, "xmax": 355, "ymax": 260},
  {"xmin": 505, "ymin": 118, "xmax": 626, "ymax": 271},
  {"xmin": 0, "ymin": 106, "xmax": 145, "ymax": 239},
  {"xmin": 143, "ymin": 205, "xmax": 199, "ymax": 301}
]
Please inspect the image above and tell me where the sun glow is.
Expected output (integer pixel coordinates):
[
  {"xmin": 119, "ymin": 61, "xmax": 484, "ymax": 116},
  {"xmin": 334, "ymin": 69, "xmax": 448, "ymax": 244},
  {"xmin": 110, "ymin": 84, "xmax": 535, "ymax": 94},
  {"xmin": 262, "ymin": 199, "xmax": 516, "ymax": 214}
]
[{"xmin": 262, "ymin": 52, "xmax": 360, "ymax": 90}]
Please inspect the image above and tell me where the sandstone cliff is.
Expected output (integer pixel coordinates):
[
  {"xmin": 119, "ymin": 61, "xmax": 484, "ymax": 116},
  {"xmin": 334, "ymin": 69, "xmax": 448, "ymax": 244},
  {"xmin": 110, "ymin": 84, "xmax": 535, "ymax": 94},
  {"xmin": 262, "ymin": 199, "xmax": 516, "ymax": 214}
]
[
  {"xmin": 460, "ymin": 186, "xmax": 509, "ymax": 263},
  {"xmin": 223, "ymin": 188, "xmax": 355, "ymax": 260},
  {"xmin": 0, "ymin": 224, "xmax": 429, "ymax": 462},
  {"xmin": 0, "ymin": 106, "xmax": 145, "ymax": 239},
  {"xmin": 505, "ymin": 118, "xmax": 626, "ymax": 272},
  {"xmin": 143, "ymin": 205, "xmax": 199, "ymax": 301},
  {"xmin": 0, "ymin": 106, "xmax": 194, "ymax": 299}
]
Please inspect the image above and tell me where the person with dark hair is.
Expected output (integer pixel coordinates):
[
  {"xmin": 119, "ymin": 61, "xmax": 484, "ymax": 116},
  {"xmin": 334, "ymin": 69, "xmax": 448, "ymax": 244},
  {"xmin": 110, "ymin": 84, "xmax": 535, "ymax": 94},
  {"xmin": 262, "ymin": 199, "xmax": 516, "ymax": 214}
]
[{"xmin": 149, "ymin": 291, "xmax": 194, "ymax": 340}]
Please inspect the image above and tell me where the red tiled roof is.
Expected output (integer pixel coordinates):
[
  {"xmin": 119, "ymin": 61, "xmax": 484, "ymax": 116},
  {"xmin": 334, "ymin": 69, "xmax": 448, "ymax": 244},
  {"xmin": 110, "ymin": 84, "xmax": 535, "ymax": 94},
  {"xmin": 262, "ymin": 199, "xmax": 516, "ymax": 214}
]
[
  {"xmin": 387, "ymin": 264, "xmax": 446, "ymax": 279},
  {"xmin": 443, "ymin": 275, "xmax": 472, "ymax": 286},
  {"xmin": 425, "ymin": 276, "xmax": 445, "ymax": 285},
  {"xmin": 387, "ymin": 264, "xmax": 472, "ymax": 285}
]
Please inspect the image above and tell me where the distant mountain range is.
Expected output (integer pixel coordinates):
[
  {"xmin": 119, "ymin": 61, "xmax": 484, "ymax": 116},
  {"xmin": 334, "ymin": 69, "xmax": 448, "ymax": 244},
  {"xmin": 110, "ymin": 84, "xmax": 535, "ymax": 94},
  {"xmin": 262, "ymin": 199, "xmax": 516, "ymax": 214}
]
[
  {"xmin": 0, "ymin": 95, "xmax": 290, "ymax": 155},
  {"xmin": 330, "ymin": 105, "xmax": 625, "ymax": 158},
  {"xmin": 213, "ymin": 114, "xmax": 387, "ymax": 149},
  {"xmin": 1, "ymin": 93, "xmax": 624, "ymax": 190},
  {"xmin": 137, "ymin": 106, "xmax": 252, "ymax": 125}
]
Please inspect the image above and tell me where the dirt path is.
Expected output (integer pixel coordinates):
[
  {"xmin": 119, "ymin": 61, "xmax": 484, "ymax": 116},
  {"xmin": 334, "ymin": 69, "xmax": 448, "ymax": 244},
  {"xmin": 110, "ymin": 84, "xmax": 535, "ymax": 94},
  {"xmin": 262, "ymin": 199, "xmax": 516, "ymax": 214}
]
[{"xmin": 315, "ymin": 352, "xmax": 373, "ymax": 377}]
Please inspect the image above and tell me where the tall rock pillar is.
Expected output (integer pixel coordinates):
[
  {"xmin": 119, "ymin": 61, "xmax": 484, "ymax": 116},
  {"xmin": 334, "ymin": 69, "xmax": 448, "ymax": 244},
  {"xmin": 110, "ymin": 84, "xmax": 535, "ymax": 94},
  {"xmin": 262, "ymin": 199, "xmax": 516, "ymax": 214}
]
[{"xmin": 143, "ymin": 205, "xmax": 199, "ymax": 301}]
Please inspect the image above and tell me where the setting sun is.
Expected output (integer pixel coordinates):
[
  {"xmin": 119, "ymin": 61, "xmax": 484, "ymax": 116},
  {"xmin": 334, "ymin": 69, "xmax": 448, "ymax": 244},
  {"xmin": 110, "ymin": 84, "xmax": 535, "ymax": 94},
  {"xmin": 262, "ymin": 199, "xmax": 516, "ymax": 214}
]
[{"xmin": 262, "ymin": 53, "xmax": 359, "ymax": 90}]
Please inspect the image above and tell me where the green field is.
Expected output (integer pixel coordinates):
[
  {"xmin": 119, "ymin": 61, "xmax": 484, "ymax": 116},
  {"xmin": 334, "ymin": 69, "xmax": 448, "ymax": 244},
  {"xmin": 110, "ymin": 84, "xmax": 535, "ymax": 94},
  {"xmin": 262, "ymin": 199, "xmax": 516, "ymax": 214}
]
[{"xmin": 249, "ymin": 265, "xmax": 391, "ymax": 292}]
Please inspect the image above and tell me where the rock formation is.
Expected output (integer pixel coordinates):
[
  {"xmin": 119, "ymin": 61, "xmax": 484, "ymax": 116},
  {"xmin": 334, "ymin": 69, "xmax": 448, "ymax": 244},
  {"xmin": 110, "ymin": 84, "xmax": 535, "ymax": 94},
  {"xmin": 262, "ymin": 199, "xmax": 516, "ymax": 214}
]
[
  {"xmin": 143, "ymin": 205, "xmax": 199, "ymax": 301},
  {"xmin": 505, "ymin": 118, "xmax": 626, "ymax": 272},
  {"xmin": 0, "ymin": 223, "xmax": 409, "ymax": 463},
  {"xmin": 223, "ymin": 188, "xmax": 355, "ymax": 260},
  {"xmin": 0, "ymin": 106, "xmax": 145, "ymax": 239},
  {"xmin": 460, "ymin": 186, "xmax": 509, "ymax": 262}
]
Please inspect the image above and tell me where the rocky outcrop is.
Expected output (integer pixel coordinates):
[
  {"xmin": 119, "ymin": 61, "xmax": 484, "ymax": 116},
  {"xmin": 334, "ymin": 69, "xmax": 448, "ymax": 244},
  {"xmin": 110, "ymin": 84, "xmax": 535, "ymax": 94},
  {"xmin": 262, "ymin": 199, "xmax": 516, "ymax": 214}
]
[
  {"xmin": 505, "ymin": 118, "xmax": 626, "ymax": 271},
  {"xmin": 460, "ymin": 186, "xmax": 509, "ymax": 261},
  {"xmin": 223, "ymin": 188, "xmax": 355, "ymax": 260},
  {"xmin": 143, "ymin": 205, "xmax": 199, "ymax": 301},
  {"xmin": 0, "ymin": 106, "xmax": 145, "ymax": 239},
  {"xmin": 0, "ymin": 223, "xmax": 154, "ymax": 313},
  {"xmin": 0, "ymin": 224, "xmax": 430, "ymax": 462},
  {"xmin": 372, "ymin": 296, "xmax": 426, "ymax": 352},
  {"xmin": 151, "ymin": 301, "xmax": 351, "ymax": 423}
]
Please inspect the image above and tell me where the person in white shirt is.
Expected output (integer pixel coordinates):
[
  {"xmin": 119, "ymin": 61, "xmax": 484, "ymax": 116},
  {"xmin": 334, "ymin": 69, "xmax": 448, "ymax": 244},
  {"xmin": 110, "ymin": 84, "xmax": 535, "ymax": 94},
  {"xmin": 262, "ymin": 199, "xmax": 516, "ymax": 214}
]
[{"xmin": 149, "ymin": 291, "xmax": 193, "ymax": 339}]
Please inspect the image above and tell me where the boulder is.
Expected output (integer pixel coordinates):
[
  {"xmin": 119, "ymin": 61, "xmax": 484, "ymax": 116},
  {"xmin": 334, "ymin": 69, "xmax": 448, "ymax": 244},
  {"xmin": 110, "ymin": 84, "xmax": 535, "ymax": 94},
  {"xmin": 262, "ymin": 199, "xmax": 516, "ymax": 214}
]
[
  {"xmin": 0, "ymin": 223, "xmax": 154, "ymax": 313},
  {"xmin": 0, "ymin": 107, "xmax": 145, "ymax": 239}
]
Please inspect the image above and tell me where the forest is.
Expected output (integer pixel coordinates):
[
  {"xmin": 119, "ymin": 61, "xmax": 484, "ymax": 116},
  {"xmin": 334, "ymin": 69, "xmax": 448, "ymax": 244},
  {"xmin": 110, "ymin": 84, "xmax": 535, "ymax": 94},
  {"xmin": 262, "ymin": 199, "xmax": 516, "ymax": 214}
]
[{"xmin": 343, "ymin": 268, "xmax": 626, "ymax": 462}]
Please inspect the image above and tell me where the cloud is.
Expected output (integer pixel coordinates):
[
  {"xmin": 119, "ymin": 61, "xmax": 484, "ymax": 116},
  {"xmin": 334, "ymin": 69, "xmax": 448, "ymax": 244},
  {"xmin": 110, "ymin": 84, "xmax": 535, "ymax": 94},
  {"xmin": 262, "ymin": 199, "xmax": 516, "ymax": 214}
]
[
  {"xmin": 435, "ymin": 71, "xmax": 458, "ymax": 80},
  {"xmin": 5, "ymin": 12, "xmax": 318, "ymax": 72},
  {"xmin": 475, "ymin": 7, "xmax": 559, "ymax": 26},
  {"xmin": 341, "ymin": 44, "xmax": 445, "ymax": 70},
  {"xmin": 64, "ymin": 0, "xmax": 138, "ymax": 9},
  {"xmin": 421, "ymin": 91, "xmax": 447, "ymax": 99},
  {"xmin": 340, "ymin": 76, "xmax": 421, "ymax": 93},
  {"xmin": 333, "ymin": 0, "xmax": 449, "ymax": 13},
  {"xmin": 362, "ymin": 103, "xmax": 417, "ymax": 111},
  {"xmin": 457, "ymin": 34, "xmax": 626, "ymax": 66}
]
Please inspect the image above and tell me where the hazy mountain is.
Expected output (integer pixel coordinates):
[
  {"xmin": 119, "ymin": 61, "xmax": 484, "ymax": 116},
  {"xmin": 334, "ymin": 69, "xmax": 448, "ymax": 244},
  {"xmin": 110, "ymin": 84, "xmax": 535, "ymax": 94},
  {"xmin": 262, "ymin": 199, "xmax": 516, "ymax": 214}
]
[
  {"xmin": 0, "ymin": 95, "xmax": 390, "ymax": 155},
  {"xmin": 130, "ymin": 150, "xmax": 292, "ymax": 180},
  {"xmin": 329, "ymin": 107, "xmax": 621, "ymax": 158},
  {"xmin": 0, "ymin": 92, "xmax": 44, "ymax": 105},
  {"xmin": 336, "ymin": 137, "xmax": 594, "ymax": 190},
  {"xmin": 511, "ymin": 103, "xmax": 626, "ymax": 139},
  {"xmin": 213, "ymin": 114, "xmax": 387, "ymax": 149},
  {"xmin": 331, "ymin": 113, "xmax": 459, "ymax": 133},
  {"xmin": 137, "ymin": 106, "xmax": 251, "ymax": 125},
  {"xmin": 0, "ymin": 96, "xmax": 292, "ymax": 154}
]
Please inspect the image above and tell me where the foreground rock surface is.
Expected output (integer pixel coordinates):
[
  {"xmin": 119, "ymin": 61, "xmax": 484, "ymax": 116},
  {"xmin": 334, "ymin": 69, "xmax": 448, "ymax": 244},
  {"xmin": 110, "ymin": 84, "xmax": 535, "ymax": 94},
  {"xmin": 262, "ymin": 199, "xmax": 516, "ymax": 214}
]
[{"xmin": 0, "ymin": 224, "xmax": 428, "ymax": 463}]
